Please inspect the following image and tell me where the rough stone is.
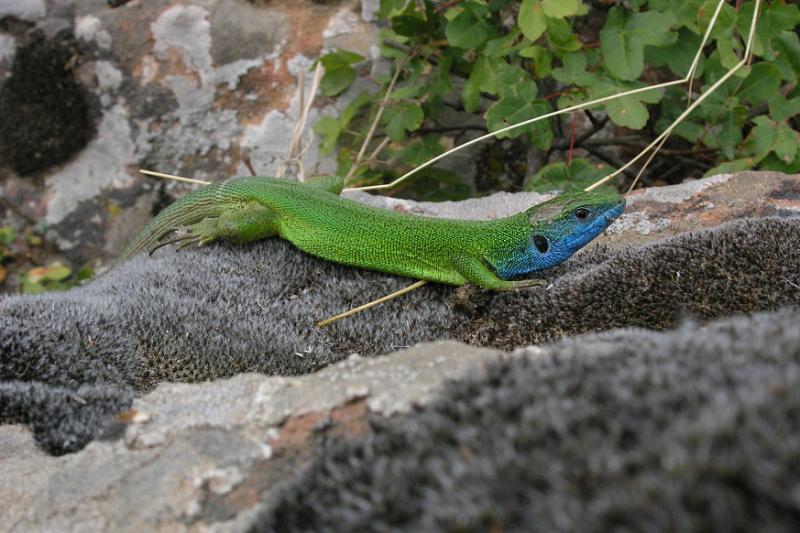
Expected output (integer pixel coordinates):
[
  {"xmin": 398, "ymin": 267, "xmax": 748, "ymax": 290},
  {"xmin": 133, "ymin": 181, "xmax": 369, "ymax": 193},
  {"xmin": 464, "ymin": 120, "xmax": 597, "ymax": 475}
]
[
  {"xmin": 0, "ymin": 0, "xmax": 46, "ymax": 22},
  {"xmin": 262, "ymin": 307, "xmax": 800, "ymax": 532},
  {"xmin": 354, "ymin": 171, "xmax": 799, "ymax": 249},
  {"xmin": 0, "ymin": 342, "xmax": 510, "ymax": 532},
  {"xmin": 0, "ymin": 0, "xmax": 378, "ymax": 263},
  {"xmin": 1, "ymin": 173, "xmax": 799, "ymax": 441}
]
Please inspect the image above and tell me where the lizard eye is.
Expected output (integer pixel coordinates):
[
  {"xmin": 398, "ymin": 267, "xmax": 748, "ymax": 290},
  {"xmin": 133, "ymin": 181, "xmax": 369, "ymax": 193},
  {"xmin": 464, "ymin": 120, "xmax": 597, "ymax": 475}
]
[
  {"xmin": 532, "ymin": 234, "xmax": 549, "ymax": 253},
  {"xmin": 574, "ymin": 207, "xmax": 592, "ymax": 221}
]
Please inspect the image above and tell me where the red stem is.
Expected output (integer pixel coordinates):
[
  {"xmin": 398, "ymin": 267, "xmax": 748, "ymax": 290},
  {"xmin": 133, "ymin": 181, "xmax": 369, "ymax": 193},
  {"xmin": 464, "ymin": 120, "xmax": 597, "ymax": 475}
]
[{"xmin": 567, "ymin": 113, "xmax": 577, "ymax": 165}]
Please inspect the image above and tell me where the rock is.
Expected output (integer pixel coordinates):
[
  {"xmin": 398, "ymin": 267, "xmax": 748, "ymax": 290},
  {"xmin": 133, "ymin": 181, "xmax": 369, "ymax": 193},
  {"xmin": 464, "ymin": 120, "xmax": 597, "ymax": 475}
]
[
  {"xmin": 1, "ymin": 173, "xmax": 800, "ymax": 529},
  {"xmin": 0, "ymin": 0, "xmax": 379, "ymax": 263},
  {"xmin": 0, "ymin": 342, "xmax": 511, "ymax": 532},
  {"xmin": 261, "ymin": 307, "xmax": 800, "ymax": 531},
  {"xmin": 353, "ymin": 171, "xmax": 800, "ymax": 249}
]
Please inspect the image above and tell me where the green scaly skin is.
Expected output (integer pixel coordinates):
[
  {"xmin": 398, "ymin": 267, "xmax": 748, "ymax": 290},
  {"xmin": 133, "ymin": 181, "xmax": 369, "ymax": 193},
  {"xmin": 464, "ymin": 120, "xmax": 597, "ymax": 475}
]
[{"xmin": 117, "ymin": 175, "xmax": 625, "ymax": 290}]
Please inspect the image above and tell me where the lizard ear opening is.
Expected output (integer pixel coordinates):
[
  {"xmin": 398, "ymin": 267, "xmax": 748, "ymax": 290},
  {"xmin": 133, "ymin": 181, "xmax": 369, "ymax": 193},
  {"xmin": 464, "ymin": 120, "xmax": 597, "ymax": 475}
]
[{"xmin": 531, "ymin": 234, "xmax": 549, "ymax": 254}]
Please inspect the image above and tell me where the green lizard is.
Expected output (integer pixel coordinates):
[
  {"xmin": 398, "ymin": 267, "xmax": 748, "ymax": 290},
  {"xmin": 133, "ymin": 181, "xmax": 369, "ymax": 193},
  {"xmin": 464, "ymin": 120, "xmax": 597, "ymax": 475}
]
[{"xmin": 117, "ymin": 174, "xmax": 625, "ymax": 290}]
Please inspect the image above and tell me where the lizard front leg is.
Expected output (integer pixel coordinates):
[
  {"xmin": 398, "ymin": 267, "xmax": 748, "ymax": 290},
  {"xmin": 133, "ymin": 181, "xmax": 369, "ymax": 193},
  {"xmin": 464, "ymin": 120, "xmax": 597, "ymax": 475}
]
[{"xmin": 451, "ymin": 255, "xmax": 545, "ymax": 291}]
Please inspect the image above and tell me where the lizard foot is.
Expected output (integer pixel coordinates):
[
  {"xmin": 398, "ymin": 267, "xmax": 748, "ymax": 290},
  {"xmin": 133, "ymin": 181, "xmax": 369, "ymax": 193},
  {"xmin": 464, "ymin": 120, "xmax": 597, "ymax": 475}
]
[
  {"xmin": 147, "ymin": 218, "xmax": 220, "ymax": 256},
  {"xmin": 450, "ymin": 283, "xmax": 492, "ymax": 314},
  {"xmin": 179, "ymin": 218, "xmax": 221, "ymax": 248}
]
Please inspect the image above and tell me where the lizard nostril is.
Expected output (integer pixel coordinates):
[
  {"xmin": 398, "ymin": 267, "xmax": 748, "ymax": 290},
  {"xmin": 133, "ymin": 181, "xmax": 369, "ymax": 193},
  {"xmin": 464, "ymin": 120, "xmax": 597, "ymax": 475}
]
[{"xmin": 532, "ymin": 235, "xmax": 549, "ymax": 253}]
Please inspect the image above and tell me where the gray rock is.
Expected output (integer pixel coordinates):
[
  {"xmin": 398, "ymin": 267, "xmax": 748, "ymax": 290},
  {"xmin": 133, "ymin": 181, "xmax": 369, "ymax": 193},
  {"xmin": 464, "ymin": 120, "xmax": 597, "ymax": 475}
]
[
  {"xmin": 1, "ymin": 173, "xmax": 800, "ymax": 530},
  {"xmin": 261, "ymin": 307, "xmax": 800, "ymax": 532},
  {"xmin": 1, "ymin": 342, "xmax": 511, "ymax": 532},
  {"xmin": 0, "ymin": 0, "xmax": 378, "ymax": 262}
]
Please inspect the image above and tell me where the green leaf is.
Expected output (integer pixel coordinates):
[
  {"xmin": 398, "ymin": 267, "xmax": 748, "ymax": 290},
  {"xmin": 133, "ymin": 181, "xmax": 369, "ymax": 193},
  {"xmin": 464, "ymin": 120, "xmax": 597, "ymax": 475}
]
[
  {"xmin": 736, "ymin": 62, "xmax": 781, "ymax": 104},
  {"xmin": 467, "ymin": 54, "xmax": 505, "ymax": 95},
  {"xmin": 320, "ymin": 67, "xmax": 355, "ymax": 96},
  {"xmin": 398, "ymin": 135, "xmax": 444, "ymax": 166},
  {"xmin": 76, "ymin": 266, "xmax": 94, "ymax": 282},
  {"xmin": 519, "ymin": 45, "xmax": 552, "ymax": 78},
  {"xmin": 446, "ymin": 3, "xmax": 493, "ymax": 49},
  {"xmin": 653, "ymin": 29, "xmax": 704, "ymax": 78},
  {"xmin": 671, "ymin": 120, "xmax": 705, "ymax": 143},
  {"xmin": 314, "ymin": 91, "xmax": 372, "ymax": 154},
  {"xmin": 483, "ymin": 29, "xmax": 523, "ymax": 56},
  {"xmin": 430, "ymin": 55, "xmax": 454, "ymax": 98},
  {"xmin": 518, "ymin": 0, "xmax": 547, "ymax": 41},
  {"xmin": 541, "ymin": 0, "xmax": 578, "ymax": 18},
  {"xmin": 494, "ymin": 63, "xmax": 538, "ymax": 100},
  {"xmin": 692, "ymin": 79, "xmax": 739, "ymax": 121},
  {"xmin": 742, "ymin": 116, "xmax": 778, "ymax": 163},
  {"xmin": 759, "ymin": 153, "xmax": 800, "ymax": 174},
  {"xmin": 703, "ymin": 2, "xmax": 740, "ymax": 69},
  {"xmin": 319, "ymin": 51, "xmax": 365, "ymax": 96},
  {"xmin": 737, "ymin": 1, "xmax": 800, "ymax": 60},
  {"xmin": 627, "ymin": 11, "xmax": 677, "ymax": 47},
  {"xmin": 546, "ymin": 16, "xmax": 581, "ymax": 53},
  {"xmin": 588, "ymin": 81, "xmax": 662, "ymax": 130},
  {"xmin": 314, "ymin": 117, "xmax": 343, "ymax": 155},
  {"xmin": 526, "ymin": 158, "xmax": 613, "ymax": 193},
  {"xmin": 601, "ymin": 8, "xmax": 676, "ymax": 81},
  {"xmin": 715, "ymin": 31, "xmax": 742, "ymax": 71},
  {"xmin": 339, "ymin": 91, "xmax": 373, "ymax": 125},
  {"xmin": 489, "ymin": 0, "xmax": 513, "ymax": 11},
  {"xmin": 704, "ymin": 158, "xmax": 753, "ymax": 177},
  {"xmin": 320, "ymin": 51, "xmax": 365, "ymax": 68},
  {"xmin": 713, "ymin": 110, "xmax": 744, "ymax": 160},
  {"xmin": 600, "ymin": 8, "xmax": 642, "ymax": 81},
  {"xmin": 379, "ymin": 41, "xmax": 409, "ymax": 60},
  {"xmin": 485, "ymin": 97, "xmax": 552, "ymax": 148},
  {"xmin": 773, "ymin": 31, "xmax": 800, "ymax": 83},
  {"xmin": 774, "ymin": 122, "xmax": 799, "ymax": 165},
  {"xmin": 0, "ymin": 226, "xmax": 15, "ymax": 246},
  {"xmin": 378, "ymin": 0, "xmax": 408, "ymax": 18},
  {"xmin": 27, "ymin": 263, "xmax": 72, "ymax": 284},
  {"xmin": 556, "ymin": 90, "xmax": 585, "ymax": 111},
  {"xmin": 670, "ymin": 0, "xmax": 704, "ymax": 32},
  {"xmin": 768, "ymin": 94, "xmax": 800, "ymax": 121},
  {"xmin": 551, "ymin": 53, "xmax": 598, "ymax": 86},
  {"xmin": 605, "ymin": 96, "xmax": 648, "ymax": 129},
  {"xmin": 405, "ymin": 168, "xmax": 471, "ymax": 202},
  {"xmin": 461, "ymin": 76, "xmax": 481, "ymax": 113},
  {"xmin": 383, "ymin": 102, "xmax": 424, "ymax": 141},
  {"xmin": 392, "ymin": 15, "xmax": 431, "ymax": 37}
]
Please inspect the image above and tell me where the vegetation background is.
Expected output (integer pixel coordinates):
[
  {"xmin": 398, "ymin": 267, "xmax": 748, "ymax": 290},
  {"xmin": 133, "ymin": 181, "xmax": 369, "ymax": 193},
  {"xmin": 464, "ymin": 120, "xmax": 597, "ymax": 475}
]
[{"xmin": 315, "ymin": 0, "xmax": 800, "ymax": 197}]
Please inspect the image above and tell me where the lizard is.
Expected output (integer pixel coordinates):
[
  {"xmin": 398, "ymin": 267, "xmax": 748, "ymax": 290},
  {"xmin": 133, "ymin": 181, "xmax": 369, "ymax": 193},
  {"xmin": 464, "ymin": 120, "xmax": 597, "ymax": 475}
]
[{"xmin": 117, "ymin": 174, "xmax": 625, "ymax": 290}]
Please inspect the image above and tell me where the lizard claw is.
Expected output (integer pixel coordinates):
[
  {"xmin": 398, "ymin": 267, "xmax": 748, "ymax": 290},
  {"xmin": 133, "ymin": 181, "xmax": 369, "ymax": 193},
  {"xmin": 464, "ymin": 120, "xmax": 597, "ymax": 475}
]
[
  {"xmin": 183, "ymin": 218, "xmax": 221, "ymax": 247},
  {"xmin": 148, "ymin": 218, "xmax": 221, "ymax": 255}
]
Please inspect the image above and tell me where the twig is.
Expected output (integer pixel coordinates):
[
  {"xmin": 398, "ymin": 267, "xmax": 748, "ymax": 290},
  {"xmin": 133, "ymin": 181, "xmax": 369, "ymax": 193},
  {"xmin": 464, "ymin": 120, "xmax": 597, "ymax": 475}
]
[
  {"xmin": 345, "ymin": 66, "xmax": 403, "ymax": 181},
  {"xmin": 567, "ymin": 113, "xmax": 577, "ymax": 165},
  {"xmin": 434, "ymin": 0, "xmax": 463, "ymax": 13},
  {"xmin": 243, "ymin": 155, "xmax": 258, "ymax": 177},
  {"xmin": 551, "ymin": 116, "xmax": 608, "ymax": 150},
  {"xmin": 139, "ymin": 169, "xmax": 210, "ymax": 185},
  {"xmin": 367, "ymin": 136, "xmax": 391, "ymax": 163},
  {"xmin": 346, "ymin": 78, "xmax": 688, "ymax": 192},
  {"xmin": 316, "ymin": 280, "xmax": 428, "ymax": 328},
  {"xmin": 279, "ymin": 62, "xmax": 324, "ymax": 180}
]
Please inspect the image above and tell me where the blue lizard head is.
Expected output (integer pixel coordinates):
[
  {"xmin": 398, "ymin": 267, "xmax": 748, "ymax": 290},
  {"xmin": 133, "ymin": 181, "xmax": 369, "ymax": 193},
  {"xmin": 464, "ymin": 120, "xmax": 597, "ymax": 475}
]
[{"xmin": 493, "ymin": 190, "xmax": 626, "ymax": 279}]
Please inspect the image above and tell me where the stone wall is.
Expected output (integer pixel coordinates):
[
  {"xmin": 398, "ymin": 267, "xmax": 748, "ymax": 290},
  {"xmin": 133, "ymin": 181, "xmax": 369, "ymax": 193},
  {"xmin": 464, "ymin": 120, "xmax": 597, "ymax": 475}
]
[{"xmin": 0, "ymin": 0, "xmax": 379, "ymax": 263}]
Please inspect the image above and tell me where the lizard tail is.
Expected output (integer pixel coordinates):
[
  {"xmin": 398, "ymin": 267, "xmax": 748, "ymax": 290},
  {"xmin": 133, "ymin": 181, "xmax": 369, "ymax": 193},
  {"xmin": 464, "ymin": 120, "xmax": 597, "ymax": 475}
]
[{"xmin": 114, "ymin": 182, "xmax": 227, "ymax": 265}]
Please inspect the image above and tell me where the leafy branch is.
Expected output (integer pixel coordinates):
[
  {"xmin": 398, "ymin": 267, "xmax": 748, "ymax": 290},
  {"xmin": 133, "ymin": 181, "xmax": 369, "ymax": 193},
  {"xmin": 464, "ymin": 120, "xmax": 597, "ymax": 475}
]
[{"xmin": 314, "ymin": 0, "xmax": 800, "ymax": 198}]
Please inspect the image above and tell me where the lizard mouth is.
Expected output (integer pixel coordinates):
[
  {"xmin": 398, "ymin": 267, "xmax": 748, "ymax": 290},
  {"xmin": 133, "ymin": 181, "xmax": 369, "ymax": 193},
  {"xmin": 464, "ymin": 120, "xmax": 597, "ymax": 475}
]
[{"xmin": 603, "ymin": 199, "xmax": 626, "ymax": 223}]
